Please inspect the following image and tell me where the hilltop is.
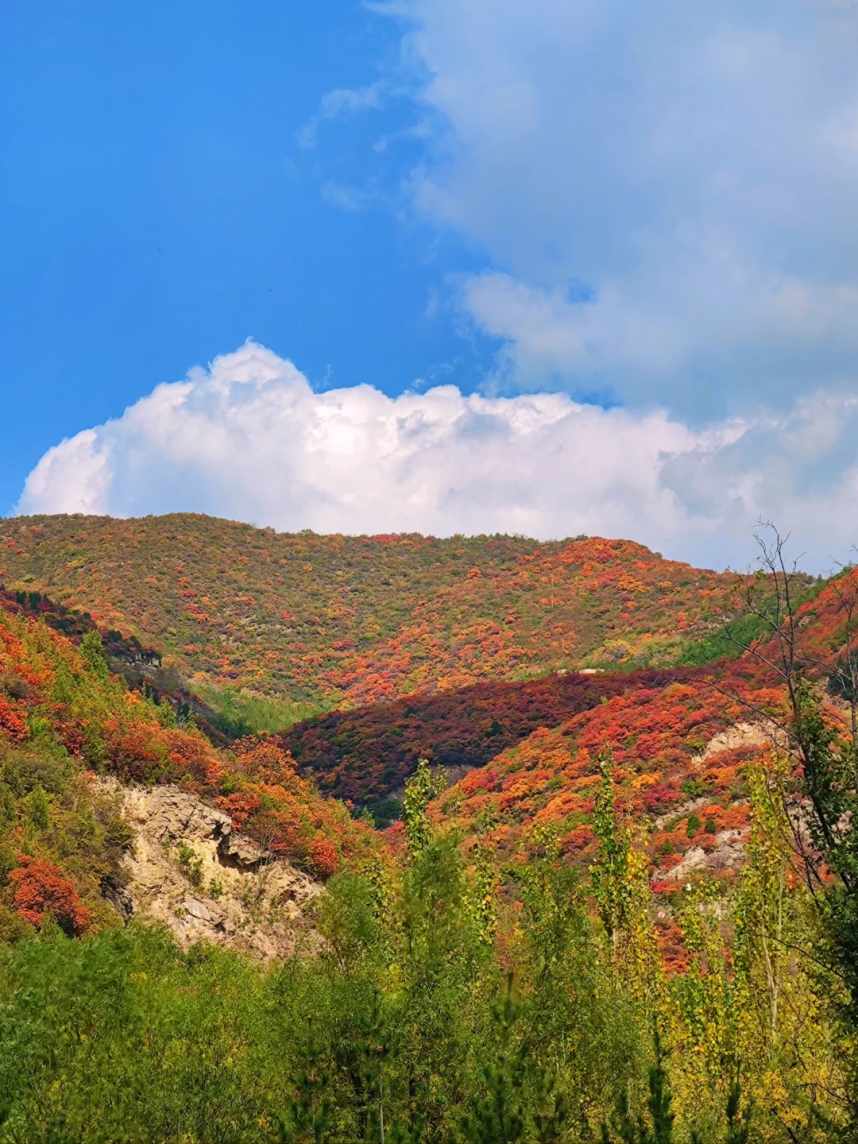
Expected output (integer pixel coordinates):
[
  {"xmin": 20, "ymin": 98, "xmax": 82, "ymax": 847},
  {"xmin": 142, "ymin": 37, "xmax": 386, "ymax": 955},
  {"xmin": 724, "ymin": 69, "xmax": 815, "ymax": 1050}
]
[{"xmin": 0, "ymin": 514, "xmax": 743, "ymax": 713}]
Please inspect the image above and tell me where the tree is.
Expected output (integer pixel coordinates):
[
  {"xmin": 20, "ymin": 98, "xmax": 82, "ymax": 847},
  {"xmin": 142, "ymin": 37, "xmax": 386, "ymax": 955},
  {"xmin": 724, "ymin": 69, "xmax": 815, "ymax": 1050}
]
[
  {"xmin": 603, "ymin": 1029, "xmax": 674, "ymax": 1144},
  {"xmin": 460, "ymin": 981, "xmax": 527, "ymax": 1144},
  {"xmin": 726, "ymin": 524, "xmax": 858, "ymax": 1121},
  {"xmin": 401, "ymin": 759, "xmax": 445, "ymax": 858}
]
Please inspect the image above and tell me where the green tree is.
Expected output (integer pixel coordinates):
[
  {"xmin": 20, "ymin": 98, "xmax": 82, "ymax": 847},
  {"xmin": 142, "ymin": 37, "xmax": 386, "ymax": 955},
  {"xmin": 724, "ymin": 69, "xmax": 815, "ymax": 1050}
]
[
  {"xmin": 401, "ymin": 759, "xmax": 445, "ymax": 858},
  {"xmin": 26, "ymin": 784, "xmax": 50, "ymax": 831}
]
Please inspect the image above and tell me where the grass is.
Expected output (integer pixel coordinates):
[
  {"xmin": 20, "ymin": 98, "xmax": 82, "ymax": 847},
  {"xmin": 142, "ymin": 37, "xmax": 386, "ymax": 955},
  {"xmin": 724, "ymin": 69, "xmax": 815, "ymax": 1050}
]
[{"xmin": 193, "ymin": 683, "xmax": 332, "ymax": 737}]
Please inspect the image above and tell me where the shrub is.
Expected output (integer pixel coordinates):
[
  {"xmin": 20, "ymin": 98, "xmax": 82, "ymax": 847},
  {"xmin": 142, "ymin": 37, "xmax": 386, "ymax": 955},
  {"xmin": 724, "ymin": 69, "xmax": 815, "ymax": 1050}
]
[{"xmin": 7, "ymin": 855, "xmax": 91, "ymax": 936}]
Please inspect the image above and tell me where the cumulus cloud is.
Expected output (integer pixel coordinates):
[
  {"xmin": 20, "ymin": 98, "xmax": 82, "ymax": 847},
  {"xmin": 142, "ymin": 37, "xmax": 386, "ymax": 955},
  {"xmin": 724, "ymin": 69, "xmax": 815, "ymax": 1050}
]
[
  {"xmin": 370, "ymin": 0, "xmax": 858, "ymax": 414},
  {"xmin": 16, "ymin": 343, "xmax": 858, "ymax": 571}
]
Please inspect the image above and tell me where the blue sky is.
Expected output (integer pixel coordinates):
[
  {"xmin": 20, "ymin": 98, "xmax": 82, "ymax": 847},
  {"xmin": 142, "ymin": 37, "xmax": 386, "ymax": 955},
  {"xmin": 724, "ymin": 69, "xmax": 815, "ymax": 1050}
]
[
  {"xmin": 1, "ymin": 2, "xmax": 494, "ymax": 506},
  {"xmin": 5, "ymin": 1, "xmax": 858, "ymax": 569}
]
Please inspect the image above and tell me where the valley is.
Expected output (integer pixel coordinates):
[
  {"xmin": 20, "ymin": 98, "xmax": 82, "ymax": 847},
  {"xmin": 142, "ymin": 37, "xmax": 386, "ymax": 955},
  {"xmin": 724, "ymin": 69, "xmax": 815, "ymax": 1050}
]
[{"xmin": 0, "ymin": 513, "xmax": 855, "ymax": 1141}]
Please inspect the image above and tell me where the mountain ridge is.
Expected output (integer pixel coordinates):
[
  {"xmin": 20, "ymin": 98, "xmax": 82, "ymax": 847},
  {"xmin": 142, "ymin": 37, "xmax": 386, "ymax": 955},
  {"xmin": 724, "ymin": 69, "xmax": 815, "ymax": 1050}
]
[{"xmin": 1, "ymin": 513, "xmax": 746, "ymax": 710}]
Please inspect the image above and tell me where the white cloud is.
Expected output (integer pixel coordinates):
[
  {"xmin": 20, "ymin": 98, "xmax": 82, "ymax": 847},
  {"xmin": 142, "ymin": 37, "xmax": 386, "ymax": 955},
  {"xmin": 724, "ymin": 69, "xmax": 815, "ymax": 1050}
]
[
  {"xmin": 296, "ymin": 82, "xmax": 387, "ymax": 149},
  {"xmin": 16, "ymin": 342, "xmax": 858, "ymax": 571},
  {"xmin": 370, "ymin": 0, "xmax": 858, "ymax": 413}
]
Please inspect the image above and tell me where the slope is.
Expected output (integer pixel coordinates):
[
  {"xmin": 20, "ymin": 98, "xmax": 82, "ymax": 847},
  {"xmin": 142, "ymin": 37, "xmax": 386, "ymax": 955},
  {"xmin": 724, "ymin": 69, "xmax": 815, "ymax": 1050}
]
[
  {"xmin": 0, "ymin": 597, "xmax": 376, "ymax": 945},
  {"xmin": 281, "ymin": 666, "xmax": 701, "ymax": 808},
  {"xmin": 0, "ymin": 513, "xmax": 740, "ymax": 708},
  {"xmin": 424, "ymin": 565, "xmax": 858, "ymax": 885}
]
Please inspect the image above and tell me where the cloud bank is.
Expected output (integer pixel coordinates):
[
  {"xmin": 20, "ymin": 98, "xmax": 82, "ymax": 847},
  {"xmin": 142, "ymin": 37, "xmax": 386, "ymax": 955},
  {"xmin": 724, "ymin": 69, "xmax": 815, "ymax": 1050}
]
[
  {"xmin": 16, "ymin": 343, "xmax": 858, "ymax": 571},
  {"xmin": 369, "ymin": 0, "xmax": 858, "ymax": 414}
]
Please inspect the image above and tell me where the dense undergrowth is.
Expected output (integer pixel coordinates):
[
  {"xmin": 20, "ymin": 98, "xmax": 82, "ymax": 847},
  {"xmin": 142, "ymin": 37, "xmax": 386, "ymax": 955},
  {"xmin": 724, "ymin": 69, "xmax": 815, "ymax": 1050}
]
[{"xmin": 0, "ymin": 755, "xmax": 852, "ymax": 1143}]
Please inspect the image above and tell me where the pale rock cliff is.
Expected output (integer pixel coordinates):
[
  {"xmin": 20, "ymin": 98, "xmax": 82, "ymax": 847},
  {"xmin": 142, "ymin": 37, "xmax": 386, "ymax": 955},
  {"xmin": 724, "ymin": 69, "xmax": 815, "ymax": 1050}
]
[{"xmin": 100, "ymin": 779, "xmax": 322, "ymax": 958}]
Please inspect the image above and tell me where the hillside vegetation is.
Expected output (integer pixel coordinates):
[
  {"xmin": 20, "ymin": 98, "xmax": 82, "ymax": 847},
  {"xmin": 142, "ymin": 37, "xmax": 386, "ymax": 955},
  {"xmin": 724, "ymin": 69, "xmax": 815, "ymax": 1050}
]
[
  {"xmin": 1, "ymin": 519, "xmax": 858, "ymax": 1141},
  {"xmin": 0, "ymin": 514, "xmax": 743, "ymax": 708},
  {"xmin": 281, "ymin": 667, "xmax": 701, "ymax": 809},
  {"xmin": 0, "ymin": 598, "xmax": 375, "ymax": 945}
]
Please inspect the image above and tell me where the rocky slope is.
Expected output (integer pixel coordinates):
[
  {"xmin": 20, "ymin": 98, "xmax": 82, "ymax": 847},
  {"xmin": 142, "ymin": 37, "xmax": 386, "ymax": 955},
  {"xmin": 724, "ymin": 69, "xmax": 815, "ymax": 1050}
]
[{"xmin": 107, "ymin": 780, "xmax": 322, "ymax": 958}]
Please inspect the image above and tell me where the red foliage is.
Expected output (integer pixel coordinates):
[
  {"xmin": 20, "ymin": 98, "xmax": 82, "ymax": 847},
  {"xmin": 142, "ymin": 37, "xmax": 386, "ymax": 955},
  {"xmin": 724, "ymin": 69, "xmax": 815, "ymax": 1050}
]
[
  {"xmin": 216, "ymin": 792, "xmax": 263, "ymax": 828},
  {"xmin": 0, "ymin": 518, "xmax": 741, "ymax": 706},
  {"xmin": 0, "ymin": 600, "xmax": 378, "ymax": 887},
  {"xmin": 102, "ymin": 713, "xmax": 170, "ymax": 782},
  {"xmin": 430, "ymin": 661, "xmax": 782, "ymax": 884},
  {"xmin": 644, "ymin": 780, "xmax": 682, "ymax": 813},
  {"xmin": 0, "ymin": 695, "xmax": 27, "ymax": 740},
  {"xmin": 309, "ymin": 836, "xmax": 340, "ymax": 878},
  {"xmin": 281, "ymin": 668, "xmax": 700, "ymax": 805},
  {"xmin": 8, "ymin": 855, "xmax": 91, "ymax": 936}
]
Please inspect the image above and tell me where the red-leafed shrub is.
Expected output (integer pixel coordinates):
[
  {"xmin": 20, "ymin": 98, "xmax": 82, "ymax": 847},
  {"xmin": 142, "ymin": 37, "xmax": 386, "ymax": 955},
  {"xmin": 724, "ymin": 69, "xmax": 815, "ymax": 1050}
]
[
  {"xmin": 0, "ymin": 696, "xmax": 27, "ymax": 740},
  {"xmin": 102, "ymin": 715, "xmax": 168, "ymax": 781},
  {"xmin": 165, "ymin": 728, "xmax": 221, "ymax": 787},
  {"xmin": 216, "ymin": 792, "xmax": 263, "ymax": 828},
  {"xmin": 643, "ymin": 780, "xmax": 682, "ymax": 813},
  {"xmin": 309, "ymin": 836, "xmax": 340, "ymax": 878},
  {"xmin": 7, "ymin": 855, "xmax": 91, "ymax": 936}
]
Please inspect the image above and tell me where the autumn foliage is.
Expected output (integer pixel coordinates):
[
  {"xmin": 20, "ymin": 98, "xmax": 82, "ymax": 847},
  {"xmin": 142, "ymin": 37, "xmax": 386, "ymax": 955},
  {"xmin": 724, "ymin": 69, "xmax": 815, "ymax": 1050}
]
[
  {"xmin": 0, "ymin": 515, "xmax": 741, "ymax": 705},
  {"xmin": 281, "ymin": 666, "xmax": 702, "ymax": 803},
  {"xmin": 7, "ymin": 855, "xmax": 91, "ymax": 935},
  {"xmin": 0, "ymin": 596, "xmax": 377, "ymax": 933}
]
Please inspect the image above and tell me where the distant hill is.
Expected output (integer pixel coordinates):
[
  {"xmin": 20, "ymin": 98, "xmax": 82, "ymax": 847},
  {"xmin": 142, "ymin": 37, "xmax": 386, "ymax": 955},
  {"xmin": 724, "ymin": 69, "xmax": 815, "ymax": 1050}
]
[
  {"xmin": 0, "ymin": 514, "xmax": 741, "ymax": 709},
  {"xmin": 421, "ymin": 564, "xmax": 857, "ymax": 883},
  {"xmin": 280, "ymin": 666, "xmax": 703, "ymax": 811}
]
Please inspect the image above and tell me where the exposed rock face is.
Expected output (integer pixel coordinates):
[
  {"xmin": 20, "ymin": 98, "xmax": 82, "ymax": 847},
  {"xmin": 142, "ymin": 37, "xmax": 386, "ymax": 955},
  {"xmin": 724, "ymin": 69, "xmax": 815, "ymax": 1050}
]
[
  {"xmin": 104, "ymin": 780, "xmax": 322, "ymax": 958},
  {"xmin": 694, "ymin": 721, "xmax": 773, "ymax": 762},
  {"xmin": 655, "ymin": 722, "xmax": 773, "ymax": 884},
  {"xmin": 662, "ymin": 829, "xmax": 747, "ymax": 885}
]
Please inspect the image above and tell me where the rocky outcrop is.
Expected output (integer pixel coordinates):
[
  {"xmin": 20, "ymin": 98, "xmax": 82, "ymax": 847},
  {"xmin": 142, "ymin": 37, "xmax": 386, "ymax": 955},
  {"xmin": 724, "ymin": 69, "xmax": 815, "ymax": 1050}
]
[
  {"xmin": 101, "ymin": 780, "xmax": 322, "ymax": 958},
  {"xmin": 661, "ymin": 828, "xmax": 747, "ymax": 885},
  {"xmin": 653, "ymin": 721, "xmax": 780, "ymax": 886},
  {"xmin": 693, "ymin": 721, "xmax": 773, "ymax": 762}
]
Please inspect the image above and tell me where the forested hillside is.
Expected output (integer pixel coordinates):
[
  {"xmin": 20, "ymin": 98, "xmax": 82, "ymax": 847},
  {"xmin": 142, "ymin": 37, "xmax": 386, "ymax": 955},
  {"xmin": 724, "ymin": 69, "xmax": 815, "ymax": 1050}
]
[
  {"xmin": 0, "ymin": 599, "xmax": 376, "ymax": 930},
  {"xmin": 0, "ymin": 514, "xmax": 744, "ymax": 707},
  {"xmin": 281, "ymin": 667, "xmax": 700, "ymax": 807},
  {"xmin": 2, "ymin": 518, "xmax": 857, "ymax": 1142}
]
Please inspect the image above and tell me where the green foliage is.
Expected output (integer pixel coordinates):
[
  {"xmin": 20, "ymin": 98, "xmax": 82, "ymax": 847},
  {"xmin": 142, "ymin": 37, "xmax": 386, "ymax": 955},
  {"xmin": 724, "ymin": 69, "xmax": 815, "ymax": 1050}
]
[
  {"xmin": 460, "ymin": 983, "xmax": 526, "ymax": 1144},
  {"xmin": 604, "ymin": 1031, "xmax": 674, "ymax": 1144},
  {"xmin": 401, "ymin": 759, "xmax": 445, "ymax": 858},
  {"xmin": 25, "ymin": 784, "xmax": 50, "ymax": 831},
  {"xmin": 364, "ymin": 798, "xmax": 402, "ymax": 829},
  {"xmin": 680, "ymin": 777, "xmax": 708, "ymax": 800},
  {"xmin": 196, "ymin": 682, "xmax": 330, "ymax": 737},
  {"xmin": 80, "ymin": 630, "xmax": 109, "ymax": 679},
  {"xmin": 0, "ymin": 904, "xmax": 34, "ymax": 944},
  {"xmin": 724, "ymin": 1082, "xmax": 751, "ymax": 1144},
  {"xmin": 591, "ymin": 750, "xmax": 631, "ymax": 942},
  {"xmin": 176, "ymin": 842, "xmax": 203, "ymax": 887},
  {"xmin": 677, "ymin": 613, "xmax": 773, "ymax": 667}
]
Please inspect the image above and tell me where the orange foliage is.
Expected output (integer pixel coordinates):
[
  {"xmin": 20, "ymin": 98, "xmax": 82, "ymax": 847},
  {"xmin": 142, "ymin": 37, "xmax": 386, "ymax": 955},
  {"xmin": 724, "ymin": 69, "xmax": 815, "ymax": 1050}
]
[
  {"xmin": 433, "ymin": 663, "xmax": 786, "ymax": 886},
  {"xmin": 0, "ymin": 601, "xmax": 379, "ymax": 905},
  {"xmin": 8, "ymin": 855, "xmax": 91, "ymax": 936},
  {"xmin": 0, "ymin": 516, "xmax": 739, "ymax": 705}
]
